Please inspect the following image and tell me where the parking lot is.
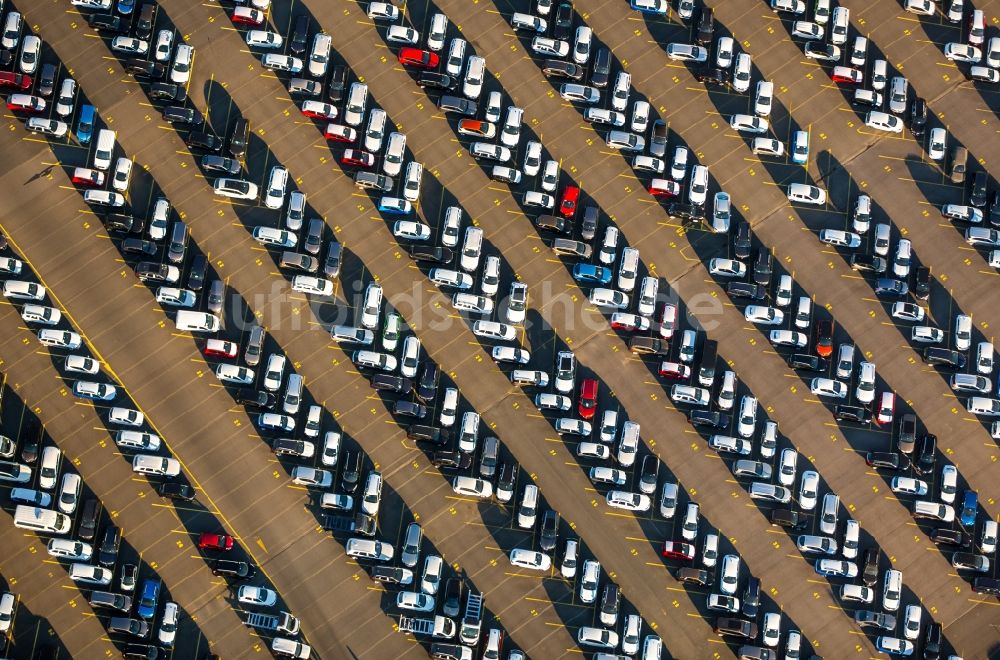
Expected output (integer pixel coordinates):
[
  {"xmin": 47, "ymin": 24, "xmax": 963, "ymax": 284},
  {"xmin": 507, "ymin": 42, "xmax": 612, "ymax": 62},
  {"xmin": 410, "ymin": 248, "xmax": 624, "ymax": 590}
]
[{"xmin": 1, "ymin": 0, "xmax": 999, "ymax": 659}]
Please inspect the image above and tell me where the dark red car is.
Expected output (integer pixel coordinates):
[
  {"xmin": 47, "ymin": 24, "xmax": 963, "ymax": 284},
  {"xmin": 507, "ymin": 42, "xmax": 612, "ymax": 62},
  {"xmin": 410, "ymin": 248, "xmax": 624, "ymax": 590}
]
[
  {"xmin": 0, "ymin": 71, "xmax": 32, "ymax": 90},
  {"xmin": 231, "ymin": 6, "xmax": 265, "ymax": 25},
  {"xmin": 578, "ymin": 378, "xmax": 598, "ymax": 419},
  {"xmin": 662, "ymin": 541, "xmax": 696, "ymax": 560},
  {"xmin": 7, "ymin": 94, "xmax": 45, "ymax": 112},
  {"xmin": 71, "ymin": 167, "xmax": 106, "ymax": 187},
  {"xmin": 197, "ymin": 532, "xmax": 234, "ymax": 551},
  {"xmin": 341, "ymin": 149, "xmax": 375, "ymax": 168},
  {"xmin": 814, "ymin": 320, "xmax": 834, "ymax": 358},
  {"xmin": 325, "ymin": 124, "xmax": 357, "ymax": 143},
  {"xmin": 560, "ymin": 185, "xmax": 580, "ymax": 219},
  {"xmin": 398, "ymin": 48, "xmax": 440, "ymax": 69}
]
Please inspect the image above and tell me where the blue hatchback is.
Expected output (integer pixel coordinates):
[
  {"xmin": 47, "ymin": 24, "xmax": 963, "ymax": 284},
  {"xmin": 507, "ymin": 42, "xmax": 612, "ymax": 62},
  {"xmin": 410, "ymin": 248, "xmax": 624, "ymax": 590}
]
[
  {"xmin": 117, "ymin": 0, "xmax": 135, "ymax": 15},
  {"xmin": 77, "ymin": 104, "xmax": 95, "ymax": 145},
  {"xmin": 572, "ymin": 263, "xmax": 612, "ymax": 285},
  {"xmin": 960, "ymin": 490, "xmax": 978, "ymax": 527},
  {"xmin": 137, "ymin": 578, "xmax": 160, "ymax": 619}
]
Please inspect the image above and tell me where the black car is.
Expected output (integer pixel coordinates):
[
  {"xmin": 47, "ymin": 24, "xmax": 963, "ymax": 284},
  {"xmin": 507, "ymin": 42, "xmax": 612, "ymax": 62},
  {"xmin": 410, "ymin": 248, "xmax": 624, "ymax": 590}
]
[
  {"xmin": 600, "ymin": 585, "xmax": 620, "ymax": 624},
  {"xmin": 676, "ymin": 567, "xmax": 713, "ymax": 586},
  {"xmin": 98, "ymin": 525, "xmax": 121, "ymax": 567},
  {"xmin": 988, "ymin": 191, "xmax": 1000, "ymax": 228},
  {"xmin": 834, "ymin": 405, "xmax": 871, "ymax": 424},
  {"xmin": 741, "ymin": 577, "xmax": 760, "ymax": 619},
  {"xmin": 78, "ymin": 498, "xmax": 99, "ymax": 541},
  {"xmin": 854, "ymin": 610, "xmax": 895, "ymax": 630},
  {"xmin": 923, "ymin": 623, "xmax": 942, "ymax": 660},
  {"xmin": 714, "ymin": 617, "xmax": 757, "ymax": 639},
  {"xmin": 290, "ymin": 14, "xmax": 310, "ymax": 55},
  {"xmin": 136, "ymin": 2, "xmax": 156, "ymax": 40},
  {"xmin": 915, "ymin": 434, "xmax": 936, "ymax": 474},
  {"xmin": 407, "ymin": 425, "xmax": 450, "ymax": 446},
  {"xmin": 272, "ymin": 439, "xmax": 312, "ymax": 457},
  {"xmin": 38, "ymin": 64, "xmax": 57, "ymax": 97},
  {"xmin": 804, "ymin": 42, "xmax": 839, "ymax": 60},
  {"xmin": 861, "ymin": 547, "xmax": 879, "ymax": 586},
  {"xmin": 733, "ymin": 222, "xmax": 751, "ymax": 259},
  {"xmin": 923, "ymin": 347, "xmax": 966, "ymax": 370},
  {"xmin": 371, "ymin": 374, "xmax": 412, "ymax": 394},
  {"xmin": 850, "ymin": 254, "xmax": 887, "ymax": 273},
  {"xmin": 104, "ymin": 213, "xmax": 134, "ymax": 234},
  {"xmin": 970, "ymin": 171, "xmax": 989, "ymax": 208},
  {"xmin": 187, "ymin": 254, "xmax": 208, "ymax": 291},
  {"xmin": 973, "ymin": 577, "xmax": 1000, "ymax": 595},
  {"xmin": 649, "ymin": 119, "xmax": 668, "ymax": 158},
  {"xmin": 788, "ymin": 354, "xmax": 827, "ymax": 372},
  {"xmin": 417, "ymin": 363, "xmax": 439, "ymax": 402},
  {"xmin": 727, "ymin": 281, "xmax": 766, "ymax": 300},
  {"xmin": 437, "ymin": 95, "xmax": 477, "ymax": 116},
  {"xmin": 163, "ymin": 105, "xmax": 202, "ymax": 125},
  {"xmin": 20, "ymin": 418, "xmax": 40, "ymax": 463},
  {"xmin": 431, "ymin": 450, "xmax": 472, "ymax": 469},
  {"xmin": 769, "ymin": 509, "xmax": 806, "ymax": 529},
  {"xmin": 185, "ymin": 132, "xmax": 221, "ymax": 152},
  {"xmin": 121, "ymin": 644, "xmax": 161, "ymax": 660},
  {"xmin": 696, "ymin": 7, "xmax": 714, "ymax": 45},
  {"xmin": 896, "ymin": 413, "xmax": 917, "ymax": 453},
  {"xmin": 328, "ymin": 63, "xmax": 348, "ymax": 100},
  {"xmin": 157, "ymin": 482, "xmax": 195, "ymax": 501},
  {"xmin": 88, "ymin": 13, "xmax": 123, "ymax": 31},
  {"xmin": 121, "ymin": 238, "xmax": 158, "ymax": 256},
  {"xmin": 688, "ymin": 410, "xmax": 730, "ymax": 429},
  {"xmin": 410, "ymin": 246, "xmax": 454, "ymax": 263},
  {"xmin": 874, "ymin": 277, "xmax": 908, "ymax": 297},
  {"xmin": 416, "ymin": 72, "xmax": 457, "ymax": 91},
  {"xmin": 150, "ymin": 82, "xmax": 187, "ymax": 103},
  {"xmin": 442, "ymin": 577, "xmax": 464, "ymax": 616},
  {"xmin": 865, "ymin": 451, "xmax": 904, "ymax": 470},
  {"xmin": 125, "ymin": 58, "xmax": 165, "ymax": 79},
  {"xmin": 540, "ymin": 510, "xmax": 558, "ymax": 551},
  {"xmin": 394, "ymin": 400, "xmax": 428, "ymax": 419},
  {"xmin": 628, "ymin": 336, "xmax": 667, "ymax": 355},
  {"xmin": 553, "ymin": 2, "xmax": 574, "ymax": 41},
  {"xmin": 234, "ymin": 389, "xmax": 276, "ymax": 410},
  {"xmin": 931, "ymin": 528, "xmax": 971, "ymax": 547},
  {"xmin": 590, "ymin": 48, "xmax": 611, "ymax": 88},
  {"xmin": 752, "ymin": 249, "xmax": 772, "ymax": 285},
  {"xmin": 371, "ymin": 566, "xmax": 410, "ymax": 584},
  {"xmin": 229, "ymin": 117, "xmax": 250, "ymax": 159},
  {"xmin": 341, "ymin": 451, "xmax": 361, "ymax": 493},
  {"xmin": 580, "ymin": 205, "xmax": 598, "ymax": 241},
  {"xmin": 324, "ymin": 241, "xmax": 343, "ymax": 278},
  {"xmin": 535, "ymin": 214, "xmax": 569, "ymax": 233},
  {"xmin": 912, "ymin": 266, "xmax": 930, "ymax": 300},
  {"xmin": 909, "ymin": 98, "xmax": 927, "ymax": 138},
  {"xmin": 212, "ymin": 560, "xmax": 256, "ymax": 580},
  {"xmin": 541, "ymin": 59, "xmax": 584, "ymax": 80},
  {"xmin": 695, "ymin": 66, "xmax": 728, "ymax": 85},
  {"xmin": 667, "ymin": 202, "xmax": 704, "ymax": 223},
  {"xmin": 639, "ymin": 454, "xmax": 658, "ymax": 493},
  {"xmin": 201, "ymin": 155, "xmax": 241, "ymax": 175}
]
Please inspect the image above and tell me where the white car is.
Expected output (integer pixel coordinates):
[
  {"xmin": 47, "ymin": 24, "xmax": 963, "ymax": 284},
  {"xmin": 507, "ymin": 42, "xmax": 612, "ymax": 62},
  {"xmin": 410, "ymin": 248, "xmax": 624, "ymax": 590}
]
[
  {"xmin": 393, "ymin": 220, "xmax": 431, "ymax": 241},
  {"xmin": 945, "ymin": 42, "xmax": 981, "ymax": 63},
  {"xmin": 112, "ymin": 158, "xmax": 133, "ymax": 192},
  {"xmin": 928, "ymin": 127, "xmax": 947, "ymax": 161},
  {"xmin": 865, "ymin": 111, "xmax": 903, "ymax": 133},
  {"xmin": 954, "ymin": 314, "xmax": 972, "ymax": 351},
  {"xmin": 777, "ymin": 448, "xmax": 798, "ymax": 487},
  {"xmin": 792, "ymin": 21, "xmax": 824, "ymax": 39},
  {"xmin": 580, "ymin": 560, "xmax": 600, "ymax": 603},
  {"xmin": 810, "ymin": 377, "xmax": 847, "ymax": 398},
  {"xmin": 666, "ymin": 43, "xmax": 708, "ymax": 62},
  {"xmin": 109, "ymin": 407, "xmax": 144, "ymax": 427},
  {"xmin": 940, "ymin": 465, "xmax": 958, "ymax": 503},
  {"xmin": 730, "ymin": 114, "xmax": 769, "ymax": 134},
  {"xmin": 709, "ymin": 258, "xmax": 746, "ymax": 278},
  {"xmin": 818, "ymin": 229, "xmax": 861, "ymax": 248},
  {"xmin": 904, "ymin": 0, "xmax": 935, "ymax": 14},
  {"xmin": 246, "ymin": 30, "xmax": 283, "ymax": 48},
  {"xmin": 716, "ymin": 36, "xmax": 735, "ymax": 68},
  {"xmin": 798, "ymin": 470, "xmax": 819, "ymax": 510},
  {"xmin": 856, "ymin": 362, "xmax": 876, "ymax": 404},
  {"xmin": 787, "ymin": 183, "xmax": 827, "ymax": 205},
  {"xmin": 732, "ymin": 53, "xmax": 752, "ymax": 93},
  {"xmin": 573, "ymin": 26, "xmax": 592, "ymax": 64},
  {"xmin": 523, "ymin": 141, "xmax": 542, "ymax": 177},
  {"xmin": 720, "ymin": 555, "xmax": 740, "ymax": 595},
  {"xmin": 262, "ymin": 53, "xmax": 303, "ymax": 73},
  {"xmin": 237, "ymin": 585, "xmax": 277, "ymax": 607},
  {"xmin": 265, "ymin": 168, "xmax": 289, "ymax": 211},
  {"xmin": 744, "ymin": 305, "xmax": 784, "ymax": 325},
  {"xmin": 154, "ymin": 29, "xmax": 173, "ymax": 62},
  {"xmin": 606, "ymin": 490, "xmax": 651, "ymax": 511},
  {"xmin": 158, "ymin": 601, "xmax": 178, "ymax": 646},
  {"xmin": 171, "ymin": 44, "xmax": 194, "ymax": 84},
  {"xmin": 891, "ymin": 302, "xmax": 925, "ymax": 322},
  {"xmin": 532, "ymin": 36, "xmax": 568, "ymax": 57},
  {"xmin": 509, "ymin": 548, "xmax": 552, "ymax": 571},
  {"xmin": 891, "ymin": 477, "xmax": 929, "ymax": 496}
]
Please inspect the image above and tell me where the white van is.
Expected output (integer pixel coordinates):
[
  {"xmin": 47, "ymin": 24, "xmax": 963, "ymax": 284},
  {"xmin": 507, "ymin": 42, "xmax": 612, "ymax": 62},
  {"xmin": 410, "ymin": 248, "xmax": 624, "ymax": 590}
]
[
  {"xmin": 754, "ymin": 81, "xmax": 773, "ymax": 117},
  {"xmin": 523, "ymin": 190, "xmax": 554, "ymax": 209},
  {"xmin": 216, "ymin": 363, "xmax": 255, "ymax": 385},
  {"xmin": 252, "ymin": 226, "xmax": 297, "ymax": 248},
  {"xmin": 116, "ymin": 430, "xmax": 161, "ymax": 452},
  {"xmin": 830, "ymin": 6, "xmax": 849, "ymax": 45},
  {"xmin": 403, "ymin": 161, "xmax": 423, "ymax": 202},
  {"xmin": 14, "ymin": 505, "xmax": 72, "ymax": 534},
  {"xmin": 40, "ymin": 446, "xmax": 61, "ymax": 490},
  {"xmin": 132, "ymin": 454, "xmax": 181, "ymax": 476},
  {"xmin": 511, "ymin": 370, "xmax": 548, "ymax": 387},
  {"xmin": 345, "ymin": 82, "xmax": 368, "ymax": 126},
  {"xmin": 47, "ymin": 538, "xmax": 93, "ymax": 561},
  {"xmin": 308, "ymin": 33, "xmax": 332, "ymax": 78},
  {"xmin": 361, "ymin": 472, "xmax": 383, "ymax": 516},
  {"xmin": 460, "ymin": 227, "xmax": 483, "ymax": 272},
  {"xmin": 175, "ymin": 310, "xmax": 221, "ymax": 333},
  {"xmin": 94, "ymin": 129, "xmax": 116, "ymax": 171},
  {"xmin": 689, "ymin": 165, "xmax": 708, "ymax": 205},
  {"xmin": 518, "ymin": 484, "xmax": 539, "ymax": 528},
  {"xmin": 345, "ymin": 537, "xmax": 394, "ymax": 561}
]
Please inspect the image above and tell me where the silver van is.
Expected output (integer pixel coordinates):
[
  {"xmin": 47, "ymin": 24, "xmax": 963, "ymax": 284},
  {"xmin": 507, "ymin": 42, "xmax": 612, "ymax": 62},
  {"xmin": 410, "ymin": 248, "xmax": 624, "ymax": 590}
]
[
  {"xmin": 284, "ymin": 373, "xmax": 303, "ymax": 415},
  {"xmin": 116, "ymin": 430, "xmax": 161, "ymax": 452},
  {"xmin": 175, "ymin": 310, "xmax": 221, "ymax": 333}
]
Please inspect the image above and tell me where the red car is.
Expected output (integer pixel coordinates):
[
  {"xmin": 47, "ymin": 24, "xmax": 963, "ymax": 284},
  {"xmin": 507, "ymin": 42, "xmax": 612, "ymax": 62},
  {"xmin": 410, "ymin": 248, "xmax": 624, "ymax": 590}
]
[
  {"xmin": 197, "ymin": 532, "xmax": 234, "ymax": 551},
  {"xmin": 7, "ymin": 94, "xmax": 45, "ymax": 112},
  {"xmin": 71, "ymin": 167, "xmax": 106, "ymax": 187},
  {"xmin": 0, "ymin": 71, "xmax": 32, "ymax": 90},
  {"xmin": 398, "ymin": 47, "xmax": 440, "ymax": 69},
  {"xmin": 325, "ymin": 123, "xmax": 357, "ymax": 143},
  {"xmin": 578, "ymin": 378, "xmax": 598, "ymax": 419},
  {"xmin": 341, "ymin": 149, "xmax": 375, "ymax": 168},
  {"xmin": 231, "ymin": 6, "xmax": 265, "ymax": 25},
  {"xmin": 662, "ymin": 541, "xmax": 696, "ymax": 560},
  {"xmin": 649, "ymin": 178, "xmax": 681, "ymax": 197},
  {"xmin": 658, "ymin": 361, "xmax": 691, "ymax": 379},
  {"xmin": 610, "ymin": 312, "xmax": 651, "ymax": 332},
  {"xmin": 831, "ymin": 66, "xmax": 863, "ymax": 84},
  {"xmin": 814, "ymin": 320, "xmax": 834, "ymax": 357},
  {"xmin": 559, "ymin": 185, "xmax": 580, "ymax": 218}
]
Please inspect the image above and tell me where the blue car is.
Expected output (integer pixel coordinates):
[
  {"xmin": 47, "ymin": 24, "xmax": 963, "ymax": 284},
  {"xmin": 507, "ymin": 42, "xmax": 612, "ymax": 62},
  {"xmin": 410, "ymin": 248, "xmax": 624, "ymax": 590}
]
[
  {"xmin": 874, "ymin": 278, "xmax": 908, "ymax": 297},
  {"xmin": 77, "ymin": 104, "xmax": 95, "ymax": 145},
  {"xmin": 117, "ymin": 0, "xmax": 135, "ymax": 15},
  {"xmin": 137, "ymin": 578, "xmax": 160, "ymax": 619},
  {"xmin": 572, "ymin": 263, "xmax": 612, "ymax": 285},
  {"xmin": 960, "ymin": 490, "xmax": 978, "ymax": 527},
  {"xmin": 377, "ymin": 197, "xmax": 412, "ymax": 215}
]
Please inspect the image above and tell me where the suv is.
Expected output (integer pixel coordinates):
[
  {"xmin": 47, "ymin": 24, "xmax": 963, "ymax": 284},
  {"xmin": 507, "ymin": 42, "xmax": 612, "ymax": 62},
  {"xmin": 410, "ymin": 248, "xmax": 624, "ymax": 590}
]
[{"xmin": 212, "ymin": 560, "xmax": 256, "ymax": 581}]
